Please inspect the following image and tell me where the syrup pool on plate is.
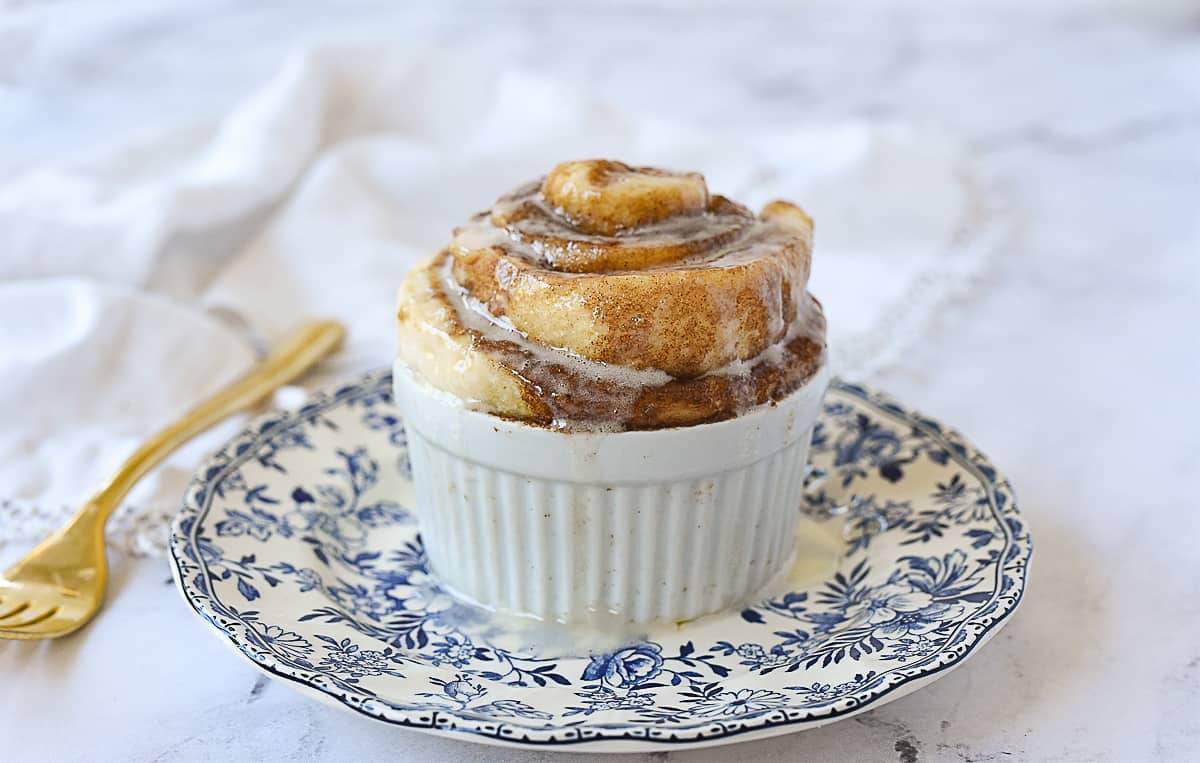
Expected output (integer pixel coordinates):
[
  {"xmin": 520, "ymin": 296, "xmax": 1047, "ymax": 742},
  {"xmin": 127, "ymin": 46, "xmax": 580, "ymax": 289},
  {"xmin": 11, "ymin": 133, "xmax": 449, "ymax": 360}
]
[{"xmin": 438, "ymin": 513, "xmax": 847, "ymax": 660}]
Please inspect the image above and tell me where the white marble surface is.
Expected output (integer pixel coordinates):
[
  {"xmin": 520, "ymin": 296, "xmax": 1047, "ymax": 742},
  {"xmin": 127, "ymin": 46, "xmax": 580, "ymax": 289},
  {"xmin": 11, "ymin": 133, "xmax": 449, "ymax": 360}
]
[{"xmin": 2, "ymin": 4, "xmax": 1199, "ymax": 762}]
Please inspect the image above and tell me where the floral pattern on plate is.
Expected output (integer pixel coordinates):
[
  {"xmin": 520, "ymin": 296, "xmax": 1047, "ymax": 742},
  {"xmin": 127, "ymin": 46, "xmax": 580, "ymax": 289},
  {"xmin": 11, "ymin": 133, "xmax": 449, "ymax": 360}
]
[{"xmin": 170, "ymin": 370, "xmax": 1031, "ymax": 750}]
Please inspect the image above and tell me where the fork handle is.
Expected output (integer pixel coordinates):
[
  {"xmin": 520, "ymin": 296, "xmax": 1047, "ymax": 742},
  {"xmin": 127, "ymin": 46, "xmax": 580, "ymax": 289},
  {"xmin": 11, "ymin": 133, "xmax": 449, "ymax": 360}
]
[{"xmin": 86, "ymin": 320, "xmax": 346, "ymax": 522}]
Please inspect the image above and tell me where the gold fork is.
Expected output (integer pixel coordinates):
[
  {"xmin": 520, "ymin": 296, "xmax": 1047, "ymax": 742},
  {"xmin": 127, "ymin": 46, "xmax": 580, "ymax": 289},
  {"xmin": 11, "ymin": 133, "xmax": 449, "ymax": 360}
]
[{"xmin": 0, "ymin": 319, "xmax": 346, "ymax": 640}]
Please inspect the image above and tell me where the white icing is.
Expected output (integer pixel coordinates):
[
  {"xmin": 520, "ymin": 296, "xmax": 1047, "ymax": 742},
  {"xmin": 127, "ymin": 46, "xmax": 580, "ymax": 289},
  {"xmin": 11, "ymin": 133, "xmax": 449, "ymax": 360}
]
[
  {"xmin": 431, "ymin": 187, "xmax": 825, "ymax": 429},
  {"xmin": 439, "ymin": 254, "xmax": 822, "ymax": 385},
  {"xmin": 438, "ymin": 255, "xmax": 675, "ymax": 389}
]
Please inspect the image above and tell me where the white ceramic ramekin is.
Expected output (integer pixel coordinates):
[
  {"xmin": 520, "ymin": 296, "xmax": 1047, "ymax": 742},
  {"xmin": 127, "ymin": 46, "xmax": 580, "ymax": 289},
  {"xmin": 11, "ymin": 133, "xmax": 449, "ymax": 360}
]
[{"xmin": 393, "ymin": 361, "xmax": 830, "ymax": 625}]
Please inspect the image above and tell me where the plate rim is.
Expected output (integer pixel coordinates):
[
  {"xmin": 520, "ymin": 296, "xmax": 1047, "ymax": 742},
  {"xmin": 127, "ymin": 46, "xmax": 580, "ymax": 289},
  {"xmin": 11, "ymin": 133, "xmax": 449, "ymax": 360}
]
[{"xmin": 169, "ymin": 369, "xmax": 1033, "ymax": 750}]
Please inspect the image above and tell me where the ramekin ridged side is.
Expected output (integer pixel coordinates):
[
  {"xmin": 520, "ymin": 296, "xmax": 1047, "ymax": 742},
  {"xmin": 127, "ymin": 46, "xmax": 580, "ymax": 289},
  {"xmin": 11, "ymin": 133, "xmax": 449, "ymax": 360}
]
[{"xmin": 394, "ymin": 361, "xmax": 830, "ymax": 625}]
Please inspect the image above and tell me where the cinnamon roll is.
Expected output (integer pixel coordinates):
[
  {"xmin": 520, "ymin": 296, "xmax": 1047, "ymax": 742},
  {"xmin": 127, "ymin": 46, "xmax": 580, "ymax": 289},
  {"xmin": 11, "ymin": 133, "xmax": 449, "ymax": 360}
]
[
  {"xmin": 396, "ymin": 159, "xmax": 826, "ymax": 431},
  {"xmin": 393, "ymin": 160, "xmax": 831, "ymax": 624}
]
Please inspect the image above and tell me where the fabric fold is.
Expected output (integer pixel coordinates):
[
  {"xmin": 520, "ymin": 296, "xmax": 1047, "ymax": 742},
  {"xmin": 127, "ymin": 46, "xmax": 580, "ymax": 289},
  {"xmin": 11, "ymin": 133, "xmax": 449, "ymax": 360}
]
[{"xmin": 0, "ymin": 45, "xmax": 1005, "ymax": 555}]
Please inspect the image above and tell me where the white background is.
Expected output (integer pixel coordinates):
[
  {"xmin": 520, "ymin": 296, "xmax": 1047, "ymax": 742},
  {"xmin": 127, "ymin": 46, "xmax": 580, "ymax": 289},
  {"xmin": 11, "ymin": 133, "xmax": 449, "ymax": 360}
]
[{"xmin": 1, "ymin": 2, "xmax": 1199, "ymax": 761}]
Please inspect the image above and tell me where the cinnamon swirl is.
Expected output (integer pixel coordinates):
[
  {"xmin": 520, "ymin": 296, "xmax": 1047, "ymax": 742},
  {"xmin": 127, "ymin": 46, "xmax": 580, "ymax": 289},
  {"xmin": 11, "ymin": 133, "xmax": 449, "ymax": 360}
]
[{"xmin": 396, "ymin": 160, "xmax": 826, "ymax": 431}]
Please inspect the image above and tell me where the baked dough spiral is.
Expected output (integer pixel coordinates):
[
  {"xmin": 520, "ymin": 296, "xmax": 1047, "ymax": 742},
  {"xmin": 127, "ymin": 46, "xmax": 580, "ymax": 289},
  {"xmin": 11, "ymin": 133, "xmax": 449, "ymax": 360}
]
[{"xmin": 396, "ymin": 160, "xmax": 826, "ymax": 430}]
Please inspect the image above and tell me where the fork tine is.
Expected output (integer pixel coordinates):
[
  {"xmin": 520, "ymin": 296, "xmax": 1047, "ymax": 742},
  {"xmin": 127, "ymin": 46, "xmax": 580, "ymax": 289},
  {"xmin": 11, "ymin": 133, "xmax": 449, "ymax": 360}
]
[
  {"xmin": 0, "ymin": 601, "xmax": 30, "ymax": 620},
  {"xmin": 0, "ymin": 606, "xmax": 60, "ymax": 629},
  {"xmin": 0, "ymin": 626, "xmax": 55, "ymax": 639}
]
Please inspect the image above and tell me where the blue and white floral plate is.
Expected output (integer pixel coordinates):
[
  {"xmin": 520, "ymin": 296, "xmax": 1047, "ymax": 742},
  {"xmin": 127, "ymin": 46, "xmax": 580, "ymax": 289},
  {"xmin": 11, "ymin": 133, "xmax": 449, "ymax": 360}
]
[{"xmin": 170, "ymin": 370, "xmax": 1031, "ymax": 752}]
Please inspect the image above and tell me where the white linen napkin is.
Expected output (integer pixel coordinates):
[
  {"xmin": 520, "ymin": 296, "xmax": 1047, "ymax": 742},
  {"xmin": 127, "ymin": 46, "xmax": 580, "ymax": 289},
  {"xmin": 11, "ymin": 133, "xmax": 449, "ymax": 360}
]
[{"xmin": 0, "ymin": 45, "xmax": 1006, "ymax": 556}]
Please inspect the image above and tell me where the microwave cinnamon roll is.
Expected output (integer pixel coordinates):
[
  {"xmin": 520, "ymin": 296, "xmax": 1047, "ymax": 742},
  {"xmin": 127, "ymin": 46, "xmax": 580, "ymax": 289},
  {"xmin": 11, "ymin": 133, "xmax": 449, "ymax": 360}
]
[{"xmin": 396, "ymin": 159, "xmax": 826, "ymax": 431}]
